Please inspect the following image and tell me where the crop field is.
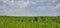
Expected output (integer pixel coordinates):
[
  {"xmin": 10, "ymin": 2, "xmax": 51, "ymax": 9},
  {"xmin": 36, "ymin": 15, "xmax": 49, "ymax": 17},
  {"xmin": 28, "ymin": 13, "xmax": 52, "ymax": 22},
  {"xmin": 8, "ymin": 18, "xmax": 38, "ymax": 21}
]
[{"xmin": 0, "ymin": 16, "xmax": 60, "ymax": 28}]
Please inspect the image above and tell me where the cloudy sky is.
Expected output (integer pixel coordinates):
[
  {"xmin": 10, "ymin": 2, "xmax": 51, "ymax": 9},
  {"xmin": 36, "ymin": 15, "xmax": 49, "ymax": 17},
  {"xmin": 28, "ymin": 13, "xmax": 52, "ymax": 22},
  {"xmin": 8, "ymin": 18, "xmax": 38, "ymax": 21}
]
[{"xmin": 0, "ymin": 0, "xmax": 60, "ymax": 16}]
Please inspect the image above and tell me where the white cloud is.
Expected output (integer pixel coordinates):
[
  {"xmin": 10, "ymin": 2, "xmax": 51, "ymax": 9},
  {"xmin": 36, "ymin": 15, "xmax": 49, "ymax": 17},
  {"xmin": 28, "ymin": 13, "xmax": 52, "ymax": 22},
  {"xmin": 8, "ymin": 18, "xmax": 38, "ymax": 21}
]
[
  {"xmin": 51, "ymin": 0, "xmax": 57, "ymax": 3},
  {"xmin": 37, "ymin": 6, "xmax": 47, "ymax": 10},
  {"xmin": 8, "ymin": 0, "xmax": 36, "ymax": 8},
  {"xmin": 15, "ymin": 1, "xmax": 30, "ymax": 8},
  {"xmin": 38, "ymin": 0, "xmax": 47, "ymax": 2},
  {"xmin": 56, "ymin": 3, "xmax": 60, "ymax": 9},
  {"xmin": 50, "ymin": 3, "xmax": 60, "ymax": 11},
  {"xmin": 31, "ymin": 1, "xmax": 36, "ymax": 5},
  {"xmin": 47, "ymin": 3, "xmax": 60, "ymax": 15},
  {"xmin": 0, "ymin": 0, "xmax": 60, "ymax": 16},
  {"xmin": 5, "ymin": 0, "xmax": 37, "ymax": 16},
  {"xmin": 0, "ymin": 2, "xmax": 7, "ymax": 15},
  {"xmin": 8, "ymin": 1, "xmax": 30, "ymax": 8},
  {"xmin": 1, "ymin": 0, "xmax": 9, "ymax": 3},
  {"xmin": 7, "ymin": 8, "xmax": 37, "ymax": 16},
  {"xmin": 36, "ymin": 2, "xmax": 60, "ymax": 15},
  {"xmin": 48, "ymin": 0, "xmax": 57, "ymax": 2}
]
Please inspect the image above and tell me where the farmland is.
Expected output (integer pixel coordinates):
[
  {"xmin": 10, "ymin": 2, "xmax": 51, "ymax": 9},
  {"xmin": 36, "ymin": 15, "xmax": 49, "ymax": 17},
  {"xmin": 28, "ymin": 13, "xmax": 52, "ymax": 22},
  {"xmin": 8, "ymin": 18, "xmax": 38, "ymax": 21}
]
[{"xmin": 0, "ymin": 16, "xmax": 60, "ymax": 28}]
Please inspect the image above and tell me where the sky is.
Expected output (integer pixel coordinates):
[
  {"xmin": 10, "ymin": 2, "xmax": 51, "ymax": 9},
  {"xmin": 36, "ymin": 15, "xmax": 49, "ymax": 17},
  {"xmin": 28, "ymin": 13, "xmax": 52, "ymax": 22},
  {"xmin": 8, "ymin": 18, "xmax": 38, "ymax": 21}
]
[{"xmin": 0, "ymin": 0, "xmax": 60, "ymax": 16}]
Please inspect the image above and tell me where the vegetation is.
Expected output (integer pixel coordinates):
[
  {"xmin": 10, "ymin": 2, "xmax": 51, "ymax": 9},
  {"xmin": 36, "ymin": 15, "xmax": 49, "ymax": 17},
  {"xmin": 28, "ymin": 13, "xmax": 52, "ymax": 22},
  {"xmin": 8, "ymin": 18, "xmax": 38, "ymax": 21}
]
[{"xmin": 0, "ymin": 16, "xmax": 60, "ymax": 28}]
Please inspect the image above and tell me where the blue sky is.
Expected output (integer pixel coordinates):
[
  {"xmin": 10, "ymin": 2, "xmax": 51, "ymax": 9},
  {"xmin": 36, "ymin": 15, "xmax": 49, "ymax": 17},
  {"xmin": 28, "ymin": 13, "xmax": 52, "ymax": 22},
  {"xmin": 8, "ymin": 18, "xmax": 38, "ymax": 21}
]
[{"xmin": 0, "ymin": 0, "xmax": 60, "ymax": 16}]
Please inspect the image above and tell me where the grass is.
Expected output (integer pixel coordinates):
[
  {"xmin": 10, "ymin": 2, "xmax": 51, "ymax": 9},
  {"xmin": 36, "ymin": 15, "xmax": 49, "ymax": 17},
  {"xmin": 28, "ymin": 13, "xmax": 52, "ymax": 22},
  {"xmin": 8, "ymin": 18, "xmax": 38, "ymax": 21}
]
[{"xmin": 0, "ymin": 16, "xmax": 60, "ymax": 28}]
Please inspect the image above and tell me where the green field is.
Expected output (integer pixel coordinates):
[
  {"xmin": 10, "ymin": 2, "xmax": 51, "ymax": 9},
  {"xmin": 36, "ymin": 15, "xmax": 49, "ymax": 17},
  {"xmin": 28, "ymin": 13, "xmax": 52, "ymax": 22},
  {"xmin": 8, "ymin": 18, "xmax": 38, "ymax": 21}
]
[{"xmin": 0, "ymin": 16, "xmax": 60, "ymax": 28}]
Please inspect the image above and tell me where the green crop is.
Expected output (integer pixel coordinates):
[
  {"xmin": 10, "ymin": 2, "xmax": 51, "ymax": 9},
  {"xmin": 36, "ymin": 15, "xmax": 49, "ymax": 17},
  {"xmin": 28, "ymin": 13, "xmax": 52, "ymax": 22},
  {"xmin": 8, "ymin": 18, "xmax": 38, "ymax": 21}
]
[{"xmin": 0, "ymin": 16, "xmax": 60, "ymax": 28}]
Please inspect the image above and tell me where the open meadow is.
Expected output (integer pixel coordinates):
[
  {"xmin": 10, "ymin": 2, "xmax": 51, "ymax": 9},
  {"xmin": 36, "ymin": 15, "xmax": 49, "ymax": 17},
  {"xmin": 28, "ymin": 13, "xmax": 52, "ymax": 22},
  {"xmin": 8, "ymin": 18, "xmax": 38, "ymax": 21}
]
[{"xmin": 0, "ymin": 16, "xmax": 60, "ymax": 28}]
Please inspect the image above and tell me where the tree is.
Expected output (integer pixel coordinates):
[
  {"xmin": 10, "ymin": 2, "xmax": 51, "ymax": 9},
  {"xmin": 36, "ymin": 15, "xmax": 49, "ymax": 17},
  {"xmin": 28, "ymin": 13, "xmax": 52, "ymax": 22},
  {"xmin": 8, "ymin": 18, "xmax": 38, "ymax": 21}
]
[
  {"xmin": 41, "ymin": 16, "xmax": 45, "ymax": 22},
  {"xmin": 34, "ymin": 17, "xmax": 38, "ymax": 22}
]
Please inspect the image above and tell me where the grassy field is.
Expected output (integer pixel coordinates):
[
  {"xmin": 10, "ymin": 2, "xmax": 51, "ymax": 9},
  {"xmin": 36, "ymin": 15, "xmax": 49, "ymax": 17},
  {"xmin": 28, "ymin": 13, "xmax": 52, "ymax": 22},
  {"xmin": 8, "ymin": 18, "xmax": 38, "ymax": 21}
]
[{"xmin": 0, "ymin": 16, "xmax": 60, "ymax": 28}]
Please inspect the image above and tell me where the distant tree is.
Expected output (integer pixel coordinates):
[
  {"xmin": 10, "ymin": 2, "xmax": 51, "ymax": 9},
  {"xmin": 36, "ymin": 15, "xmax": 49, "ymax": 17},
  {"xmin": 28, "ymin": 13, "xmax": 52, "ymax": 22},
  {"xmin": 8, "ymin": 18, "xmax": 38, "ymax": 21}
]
[
  {"xmin": 56, "ymin": 15, "xmax": 60, "ymax": 23},
  {"xmin": 21, "ymin": 20, "xmax": 24, "ymax": 22},
  {"xmin": 51, "ymin": 19, "xmax": 55, "ymax": 22},
  {"xmin": 41, "ymin": 16, "xmax": 45, "ymax": 22},
  {"xmin": 57, "ymin": 15, "xmax": 60, "ymax": 18},
  {"xmin": 34, "ymin": 17, "xmax": 38, "ymax": 22},
  {"xmin": 3, "ymin": 22, "xmax": 6, "ymax": 26}
]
